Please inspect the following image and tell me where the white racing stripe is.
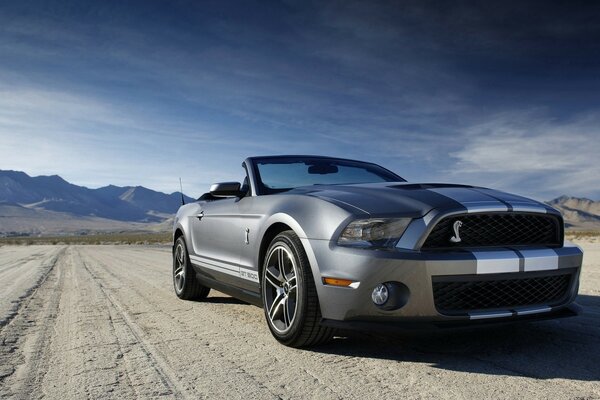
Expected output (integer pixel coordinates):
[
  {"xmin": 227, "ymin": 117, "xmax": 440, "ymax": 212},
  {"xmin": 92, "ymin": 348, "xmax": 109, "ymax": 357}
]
[
  {"xmin": 190, "ymin": 255, "xmax": 238, "ymax": 272},
  {"xmin": 472, "ymin": 250, "xmax": 520, "ymax": 274},
  {"xmin": 519, "ymin": 248, "xmax": 559, "ymax": 271},
  {"xmin": 429, "ymin": 187, "xmax": 548, "ymax": 214},
  {"xmin": 192, "ymin": 260, "xmax": 239, "ymax": 278},
  {"xmin": 189, "ymin": 255, "xmax": 259, "ymax": 283},
  {"xmin": 472, "ymin": 248, "xmax": 562, "ymax": 273},
  {"xmin": 469, "ymin": 310, "xmax": 514, "ymax": 320},
  {"xmin": 507, "ymin": 203, "xmax": 548, "ymax": 213},
  {"xmin": 469, "ymin": 306, "xmax": 553, "ymax": 319},
  {"xmin": 464, "ymin": 204, "xmax": 509, "ymax": 213},
  {"xmin": 515, "ymin": 306, "xmax": 552, "ymax": 316},
  {"xmin": 427, "ymin": 188, "xmax": 509, "ymax": 213}
]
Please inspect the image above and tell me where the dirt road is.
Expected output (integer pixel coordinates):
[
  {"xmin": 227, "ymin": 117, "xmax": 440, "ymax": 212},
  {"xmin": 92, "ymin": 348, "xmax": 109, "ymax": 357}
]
[{"xmin": 0, "ymin": 244, "xmax": 599, "ymax": 399}]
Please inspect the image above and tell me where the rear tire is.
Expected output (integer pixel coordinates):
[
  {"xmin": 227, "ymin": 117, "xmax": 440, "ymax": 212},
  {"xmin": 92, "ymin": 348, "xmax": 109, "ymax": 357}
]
[
  {"xmin": 261, "ymin": 230, "xmax": 334, "ymax": 347},
  {"xmin": 173, "ymin": 236, "xmax": 210, "ymax": 300}
]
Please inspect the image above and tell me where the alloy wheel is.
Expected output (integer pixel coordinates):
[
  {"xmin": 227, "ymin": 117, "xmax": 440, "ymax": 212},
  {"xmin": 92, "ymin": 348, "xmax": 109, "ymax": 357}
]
[
  {"xmin": 174, "ymin": 242, "xmax": 186, "ymax": 292},
  {"xmin": 264, "ymin": 245, "xmax": 298, "ymax": 334}
]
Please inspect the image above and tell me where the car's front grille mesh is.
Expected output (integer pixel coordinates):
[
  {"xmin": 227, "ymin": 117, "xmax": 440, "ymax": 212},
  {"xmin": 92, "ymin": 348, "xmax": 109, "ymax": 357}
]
[
  {"xmin": 422, "ymin": 213, "xmax": 561, "ymax": 249},
  {"xmin": 432, "ymin": 272, "xmax": 572, "ymax": 315}
]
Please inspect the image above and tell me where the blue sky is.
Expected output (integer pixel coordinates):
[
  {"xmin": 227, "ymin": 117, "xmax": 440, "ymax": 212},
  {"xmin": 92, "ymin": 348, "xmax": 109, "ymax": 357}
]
[{"xmin": 0, "ymin": 0, "xmax": 599, "ymax": 200}]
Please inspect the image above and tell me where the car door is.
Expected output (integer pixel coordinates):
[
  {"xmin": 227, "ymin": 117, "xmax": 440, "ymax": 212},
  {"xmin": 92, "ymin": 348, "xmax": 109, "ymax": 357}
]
[
  {"xmin": 189, "ymin": 197, "xmax": 244, "ymax": 287},
  {"xmin": 236, "ymin": 195, "xmax": 269, "ymax": 289}
]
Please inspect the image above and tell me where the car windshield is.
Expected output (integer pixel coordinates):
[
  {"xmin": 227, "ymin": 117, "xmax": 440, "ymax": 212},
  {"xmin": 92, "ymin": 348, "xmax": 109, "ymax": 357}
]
[{"xmin": 253, "ymin": 157, "xmax": 404, "ymax": 194}]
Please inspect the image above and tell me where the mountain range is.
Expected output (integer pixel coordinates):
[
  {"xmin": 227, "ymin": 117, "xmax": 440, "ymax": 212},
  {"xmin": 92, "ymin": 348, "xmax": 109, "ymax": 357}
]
[
  {"xmin": 1, "ymin": 170, "xmax": 598, "ymax": 236},
  {"xmin": 546, "ymin": 195, "xmax": 600, "ymax": 230},
  {"xmin": 0, "ymin": 170, "xmax": 194, "ymax": 236}
]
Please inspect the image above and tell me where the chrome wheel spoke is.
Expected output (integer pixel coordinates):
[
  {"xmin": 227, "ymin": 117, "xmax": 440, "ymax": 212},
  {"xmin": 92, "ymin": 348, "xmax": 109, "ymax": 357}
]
[
  {"xmin": 268, "ymin": 293, "xmax": 285, "ymax": 320},
  {"xmin": 282, "ymin": 297, "xmax": 290, "ymax": 326},
  {"xmin": 264, "ymin": 244, "xmax": 300, "ymax": 334},
  {"xmin": 174, "ymin": 243, "xmax": 186, "ymax": 292},
  {"xmin": 175, "ymin": 268, "xmax": 184, "ymax": 290},
  {"xmin": 266, "ymin": 265, "xmax": 284, "ymax": 285},
  {"xmin": 265, "ymin": 274, "xmax": 281, "ymax": 290},
  {"xmin": 287, "ymin": 276, "xmax": 296, "ymax": 288},
  {"xmin": 278, "ymin": 248, "xmax": 289, "ymax": 282},
  {"xmin": 176, "ymin": 245, "xmax": 184, "ymax": 264}
]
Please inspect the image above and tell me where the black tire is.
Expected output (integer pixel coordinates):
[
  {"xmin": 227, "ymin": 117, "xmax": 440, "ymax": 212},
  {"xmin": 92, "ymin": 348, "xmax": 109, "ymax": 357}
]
[
  {"xmin": 173, "ymin": 236, "xmax": 210, "ymax": 300},
  {"xmin": 261, "ymin": 230, "xmax": 334, "ymax": 347}
]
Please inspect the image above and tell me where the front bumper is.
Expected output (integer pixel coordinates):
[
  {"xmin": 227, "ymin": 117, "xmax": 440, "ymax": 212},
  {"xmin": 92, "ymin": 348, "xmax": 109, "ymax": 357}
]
[
  {"xmin": 303, "ymin": 238, "xmax": 583, "ymax": 324},
  {"xmin": 321, "ymin": 303, "xmax": 582, "ymax": 333}
]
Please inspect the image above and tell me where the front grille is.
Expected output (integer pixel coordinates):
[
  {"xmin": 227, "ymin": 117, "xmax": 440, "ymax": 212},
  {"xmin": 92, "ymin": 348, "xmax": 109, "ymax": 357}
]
[
  {"xmin": 432, "ymin": 271, "xmax": 573, "ymax": 315},
  {"xmin": 422, "ymin": 213, "xmax": 561, "ymax": 249}
]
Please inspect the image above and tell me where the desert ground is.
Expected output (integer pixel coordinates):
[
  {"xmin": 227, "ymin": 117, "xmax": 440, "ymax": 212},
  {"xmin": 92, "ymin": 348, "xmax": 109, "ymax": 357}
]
[{"xmin": 0, "ymin": 240, "xmax": 598, "ymax": 399}]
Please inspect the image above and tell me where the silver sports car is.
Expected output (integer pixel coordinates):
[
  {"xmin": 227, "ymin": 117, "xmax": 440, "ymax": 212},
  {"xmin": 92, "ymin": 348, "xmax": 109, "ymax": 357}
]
[{"xmin": 172, "ymin": 155, "xmax": 583, "ymax": 347}]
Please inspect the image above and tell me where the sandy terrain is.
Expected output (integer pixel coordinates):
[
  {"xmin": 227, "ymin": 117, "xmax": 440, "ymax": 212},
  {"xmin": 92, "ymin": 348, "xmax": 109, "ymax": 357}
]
[{"xmin": 0, "ymin": 241, "xmax": 598, "ymax": 399}]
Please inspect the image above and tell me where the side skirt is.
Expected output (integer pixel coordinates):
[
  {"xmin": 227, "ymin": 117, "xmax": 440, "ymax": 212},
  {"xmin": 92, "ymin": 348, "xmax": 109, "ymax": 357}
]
[{"xmin": 194, "ymin": 271, "xmax": 263, "ymax": 307}]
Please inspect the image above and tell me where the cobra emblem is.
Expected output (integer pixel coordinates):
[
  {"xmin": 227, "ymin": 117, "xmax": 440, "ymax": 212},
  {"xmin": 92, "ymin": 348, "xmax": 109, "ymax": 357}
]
[{"xmin": 450, "ymin": 220, "xmax": 463, "ymax": 243}]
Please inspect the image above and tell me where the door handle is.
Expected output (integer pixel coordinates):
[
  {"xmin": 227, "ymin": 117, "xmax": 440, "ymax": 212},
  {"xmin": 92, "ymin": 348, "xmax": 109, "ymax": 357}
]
[{"xmin": 195, "ymin": 211, "xmax": 204, "ymax": 220}]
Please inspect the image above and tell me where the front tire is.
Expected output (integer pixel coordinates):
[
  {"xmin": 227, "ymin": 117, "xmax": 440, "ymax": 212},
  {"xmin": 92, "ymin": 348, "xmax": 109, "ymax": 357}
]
[
  {"xmin": 261, "ymin": 230, "xmax": 333, "ymax": 347},
  {"xmin": 173, "ymin": 236, "xmax": 210, "ymax": 300}
]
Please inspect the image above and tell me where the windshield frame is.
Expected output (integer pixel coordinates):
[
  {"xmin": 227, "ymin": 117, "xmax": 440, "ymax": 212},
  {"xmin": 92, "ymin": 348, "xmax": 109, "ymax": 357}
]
[{"xmin": 248, "ymin": 155, "xmax": 405, "ymax": 195}]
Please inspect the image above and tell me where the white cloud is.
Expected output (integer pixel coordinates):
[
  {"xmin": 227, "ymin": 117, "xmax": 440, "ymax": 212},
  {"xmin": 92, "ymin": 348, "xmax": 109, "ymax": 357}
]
[
  {"xmin": 0, "ymin": 85, "xmax": 266, "ymax": 194},
  {"xmin": 449, "ymin": 112, "xmax": 600, "ymax": 199}
]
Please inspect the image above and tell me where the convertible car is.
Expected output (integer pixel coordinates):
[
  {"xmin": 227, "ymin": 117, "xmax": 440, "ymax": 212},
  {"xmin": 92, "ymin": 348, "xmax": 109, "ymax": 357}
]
[{"xmin": 172, "ymin": 155, "xmax": 583, "ymax": 347}]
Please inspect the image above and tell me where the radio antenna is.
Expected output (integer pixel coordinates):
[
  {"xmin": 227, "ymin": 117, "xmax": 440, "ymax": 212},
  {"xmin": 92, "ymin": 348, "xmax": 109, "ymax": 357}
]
[{"xmin": 179, "ymin": 177, "xmax": 185, "ymax": 205}]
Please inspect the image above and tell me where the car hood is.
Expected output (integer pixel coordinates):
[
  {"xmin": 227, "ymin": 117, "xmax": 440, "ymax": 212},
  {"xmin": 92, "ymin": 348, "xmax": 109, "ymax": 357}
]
[{"xmin": 288, "ymin": 182, "xmax": 553, "ymax": 217}]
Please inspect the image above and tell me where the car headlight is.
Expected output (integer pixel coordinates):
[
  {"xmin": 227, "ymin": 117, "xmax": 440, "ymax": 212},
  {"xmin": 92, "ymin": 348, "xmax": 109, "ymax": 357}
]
[{"xmin": 337, "ymin": 218, "xmax": 412, "ymax": 248}]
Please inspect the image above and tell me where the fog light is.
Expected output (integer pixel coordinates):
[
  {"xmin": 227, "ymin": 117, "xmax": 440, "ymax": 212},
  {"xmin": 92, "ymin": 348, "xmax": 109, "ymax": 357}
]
[{"xmin": 372, "ymin": 283, "xmax": 389, "ymax": 305}]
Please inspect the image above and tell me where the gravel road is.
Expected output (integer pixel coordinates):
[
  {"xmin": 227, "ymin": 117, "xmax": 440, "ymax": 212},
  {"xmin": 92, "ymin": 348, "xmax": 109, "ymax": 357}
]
[{"xmin": 0, "ymin": 243, "xmax": 599, "ymax": 399}]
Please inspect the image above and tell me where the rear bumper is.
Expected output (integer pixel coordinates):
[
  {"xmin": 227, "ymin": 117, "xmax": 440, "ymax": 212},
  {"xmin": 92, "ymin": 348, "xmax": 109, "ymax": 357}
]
[{"xmin": 304, "ymin": 238, "xmax": 583, "ymax": 323}]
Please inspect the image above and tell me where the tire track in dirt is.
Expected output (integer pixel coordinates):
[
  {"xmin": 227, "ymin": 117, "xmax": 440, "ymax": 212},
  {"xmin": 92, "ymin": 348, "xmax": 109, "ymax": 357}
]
[
  {"xmin": 78, "ymin": 246, "xmax": 600, "ymax": 400},
  {"xmin": 2, "ymin": 247, "xmax": 186, "ymax": 399},
  {"xmin": 78, "ymin": 252, "xmax": 190, "ymax": 399},
  {"xmin": 78, "ymin": 246, "xmax": 288, "ymax": 400},
  {"xmin": 0, "ymin": 247, "xmax": 66, "ymax": 398},
  {"xmin": 2, "ymin": 245, "xmax": 600, "ymax": 399},
  {"xmin": 73, "ymin": 247, "xmax": 511, "ymax": 399},
  {"xmin": 0, "ymin": 246, "xmax": 64, "ymax": 328}
]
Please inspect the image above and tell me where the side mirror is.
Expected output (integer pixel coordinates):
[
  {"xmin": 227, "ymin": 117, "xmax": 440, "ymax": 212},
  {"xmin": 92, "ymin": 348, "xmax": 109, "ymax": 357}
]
[{"xmin": 209, "ymin": 182, "xmax": 244, "ymax": 197}]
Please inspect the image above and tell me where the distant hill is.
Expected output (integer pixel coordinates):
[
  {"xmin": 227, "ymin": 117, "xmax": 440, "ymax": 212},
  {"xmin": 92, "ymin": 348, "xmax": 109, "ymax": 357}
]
[
  {"xmin": 2, "ymin": 169, "xmax": 598, "ymax": 236},
  {"xmin": 0, "ymin": 170, "xmax": 194, "ymax": 235},
  {"xmin": 547, "ymin": 196, "xmax": 600, "ymax": 230},
  {"xmin": 0, "ymin": 201, "xmax": 172, "ymax": 236}
]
